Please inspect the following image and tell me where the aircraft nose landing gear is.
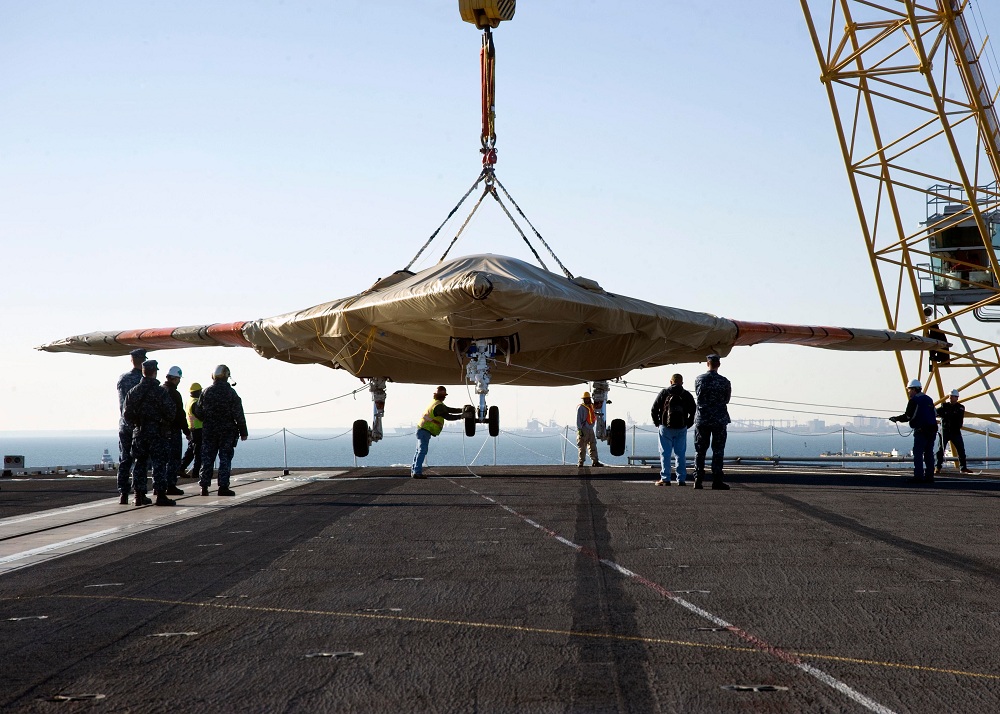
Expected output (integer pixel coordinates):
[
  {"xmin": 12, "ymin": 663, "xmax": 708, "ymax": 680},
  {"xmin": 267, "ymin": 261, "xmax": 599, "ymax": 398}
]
[{"xmin": 464, "ymin": 340, "xmax": 501, "ymax": 437}]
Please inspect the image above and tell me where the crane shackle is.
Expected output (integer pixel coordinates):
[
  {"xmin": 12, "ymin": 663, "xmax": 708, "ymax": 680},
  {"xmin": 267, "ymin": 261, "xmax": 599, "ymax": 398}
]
[{"xmin": 459, "ymin": 0, "xmax": 515, "ymax": 29}]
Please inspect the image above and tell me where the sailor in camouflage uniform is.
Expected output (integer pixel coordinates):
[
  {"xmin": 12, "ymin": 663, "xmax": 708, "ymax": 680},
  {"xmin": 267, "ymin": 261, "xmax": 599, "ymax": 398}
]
[
  {"xmin": 693, "ymin": 353, "xmax": 731, "ymax": 490},
  {"xmin": 115, "ymin": 348, "xmax": 147, "ymax": 504},
  {"xmin": 193, "ymin": 364, "xmax": 248, "ymax": 497},
  {"xmin": 152, "ymin": 365, "xmax": 191, "ymax": 497},
  {"xmin": 122, "ymin": 360, "xmax": 175, "ymax": 506}
]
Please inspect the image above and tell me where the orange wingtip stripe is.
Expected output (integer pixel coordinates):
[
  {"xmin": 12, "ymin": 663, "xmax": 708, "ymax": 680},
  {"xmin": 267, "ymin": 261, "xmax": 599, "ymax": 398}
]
[
  {"xmin": 116, "ymin": 328, "xmax": 190, "ymax": 349},
  {"xmin": 206, "ymin": 322, "xmax": 252, "ymax": 347},
  {"xmin": 732, "ymin": 321, "xmax": 853, "ymax": 347}
]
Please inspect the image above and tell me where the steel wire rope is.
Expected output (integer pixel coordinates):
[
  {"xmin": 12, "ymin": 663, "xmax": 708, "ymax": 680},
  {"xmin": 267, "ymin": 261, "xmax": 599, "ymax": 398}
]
[
  {"xmin": 245, "ymin": 386, "xmax": 367, "ymax": 415},
  {"xmin": 497, "ymin": 429, "xmax": 560, "ymax": 440},
  {"xmin": 502, "ymin": 433, "xmax": 563, "ymax": 464},
  {"xmin": 459, "ymin": 430, "xmax": 485, "ymax": 478},
  {"xmin": 969, "ymin": 1, "xmax": 1000, "ymax": 98},
  {"xmin": 493, "ymin": 176, "xmax": 573, "ymax": 278},
  {"xmin": 438, "ymin": 185, "xmax": 492, "ymax": 263},
  {"xmin": 404, "ymin": 171, "xmax": 486, "ymax": 271},
  {"xmin": 284, "ymin": 428, "xmax": 352, "ymax": 441},
  {"xmin": 484, "ymin": 186, "xmax": 549, "ymax": 271},
  {"xmin": 624, "ymin": 378, "xmax": 900, "ymax": 414},
  {"xmin": 246, "ymin": 429, "xmax": 284, "ymax": 441}
]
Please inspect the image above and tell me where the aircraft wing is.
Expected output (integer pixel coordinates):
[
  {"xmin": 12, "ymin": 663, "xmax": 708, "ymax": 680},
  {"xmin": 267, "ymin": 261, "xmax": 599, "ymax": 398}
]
[{"xmin": 38, "ymin": 254, "xmax": 946, "ymax": 386}]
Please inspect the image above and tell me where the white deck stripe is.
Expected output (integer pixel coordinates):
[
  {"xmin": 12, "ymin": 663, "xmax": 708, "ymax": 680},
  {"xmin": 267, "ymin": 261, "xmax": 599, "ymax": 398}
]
[
  {"xmin": 0, "ymin": 471, "xmax": 344, "ymax": 576},
  {"xmin": 452, "ymin": 479, "xmax": 898, "ymax": 714}
]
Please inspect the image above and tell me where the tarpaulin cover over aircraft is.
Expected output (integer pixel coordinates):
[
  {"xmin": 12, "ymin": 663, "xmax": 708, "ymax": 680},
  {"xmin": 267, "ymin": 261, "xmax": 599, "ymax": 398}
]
[{"xmin": 38, "ymin": 254, "xmax": 946, "ymax": 386}]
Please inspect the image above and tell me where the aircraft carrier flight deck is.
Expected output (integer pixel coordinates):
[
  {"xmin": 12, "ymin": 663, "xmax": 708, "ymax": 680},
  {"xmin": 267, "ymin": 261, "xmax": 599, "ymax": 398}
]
[{"xmin": 1, "ymin": 465, "xmax": 998, "ymax": 713}]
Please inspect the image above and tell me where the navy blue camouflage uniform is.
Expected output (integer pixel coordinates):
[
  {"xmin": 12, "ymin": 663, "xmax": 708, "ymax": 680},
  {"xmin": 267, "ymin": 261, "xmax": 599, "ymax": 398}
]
[
  {"xmin": 193, "ymin": 381, "xmax": 248, "ymax": 491},
  {"xmin": 693, "ymin": 369, "xmax": 732, "ymax": 484},
  {"xmin": 152, "ymin": 382, "xmax": 191, "ymax": 491},
  {"xmin": 123, "ymin": 376, "xmax": 173, "ymax": 495},
  {"xmin": 116, "ymin": 367, "xmax": 143, "ymax": 496}
]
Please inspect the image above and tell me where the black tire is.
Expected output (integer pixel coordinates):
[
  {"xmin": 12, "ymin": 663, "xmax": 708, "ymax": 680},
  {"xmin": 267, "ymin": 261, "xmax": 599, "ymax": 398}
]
[
  {"xmin": 465, "ymin": 414, "xmax": 477, "ymax": 437},
  {"xmin": 352, "ymin": 419, "xmax": 370, "ymax": 458},
  {"xmin": 488, "ymin": 406, "xmax": 500, "ymax": 437},
  {"xmin": 609, "ymin": 418, "xmax": 626, "ymax": 456}
]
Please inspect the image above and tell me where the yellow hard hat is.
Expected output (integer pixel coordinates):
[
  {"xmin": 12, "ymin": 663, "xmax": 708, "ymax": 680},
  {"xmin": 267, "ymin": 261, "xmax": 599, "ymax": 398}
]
[
  {"xmin": 189, "ymin": 382, "xmax": 202, "ymax": 393},
  {"xmin": 582, "ymin": 391, "xmax": 591, "ymax": 399}
]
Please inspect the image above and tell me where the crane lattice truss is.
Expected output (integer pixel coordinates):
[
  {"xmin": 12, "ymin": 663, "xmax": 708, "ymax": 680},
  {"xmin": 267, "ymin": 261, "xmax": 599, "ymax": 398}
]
[{"xmin": 800, "ymin": 0, "xmax": 1000, "ymax": 425}]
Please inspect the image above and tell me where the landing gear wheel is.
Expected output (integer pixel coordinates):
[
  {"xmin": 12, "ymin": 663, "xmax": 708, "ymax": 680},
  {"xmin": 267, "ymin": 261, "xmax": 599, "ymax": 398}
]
[
  {"xmin": 488, "ymin": 406, "xmax": 500, "ymax": 437},
  {"xmin": 609, "ymin": 418, "xmax": 626, "ymax": 457},
  {"xmin": 352, "ymin": 419, "xmax": 370, "ymax": 458},
  {"xmin": 465, "ymin": 414, "xmax": 477, "ymax": 437}
]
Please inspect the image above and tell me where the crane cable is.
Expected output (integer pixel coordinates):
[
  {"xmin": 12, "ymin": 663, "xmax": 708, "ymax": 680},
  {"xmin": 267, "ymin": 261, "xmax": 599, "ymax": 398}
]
[
  {"xmin": 406, "ymin": 25, "xmax": 573, "ymax": 279},
  {"xmin": 481, "ymin": 27, "xmax": 497, "ymax": 167}
]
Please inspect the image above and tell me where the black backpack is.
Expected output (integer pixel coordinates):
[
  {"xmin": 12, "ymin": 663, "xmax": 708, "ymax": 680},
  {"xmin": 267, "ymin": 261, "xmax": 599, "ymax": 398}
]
[{"xmin": 662, "ymin": 391, "xmax": 687, "ymax": 429}]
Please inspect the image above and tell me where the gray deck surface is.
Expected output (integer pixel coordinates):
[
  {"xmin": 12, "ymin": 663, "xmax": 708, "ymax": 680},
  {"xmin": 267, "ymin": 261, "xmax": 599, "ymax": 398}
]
[{"xmin": 0, "ymin": 465, "xmax": 998, "ymax": 713}]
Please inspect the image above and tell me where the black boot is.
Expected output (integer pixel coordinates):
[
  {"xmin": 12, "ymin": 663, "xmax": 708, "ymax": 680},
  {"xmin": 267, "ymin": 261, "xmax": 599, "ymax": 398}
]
[
  {"xmin": 154, "ymin": 490, "xmax": 176, "ymax": 507},
  {"xmin": 119, "ymin": 493, "xmax": 129, "ymax": 505},
  {"xmin": 711, "ymin": 479, "xmax": 730, "ymax": 490},
  {"xmin": 200, "ymin": 487, "xmax": 210, "ymax": 496},
  {"xmin": 218, "ymin": 487, "xmax": 236, "ymax": 497},
  {"xmin": 694, "ymin": 475, "xmax": 704, "ymax": 490},
  {"xmin": 134, "ymin": 491, "xmax": 152, "ymax": 506},
  {"xmin": 166, "ymin": 485, "xmax": 184, "ymax": 496}
]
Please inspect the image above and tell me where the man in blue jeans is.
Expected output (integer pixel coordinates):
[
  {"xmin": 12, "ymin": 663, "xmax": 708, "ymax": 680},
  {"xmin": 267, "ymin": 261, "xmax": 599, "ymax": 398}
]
[
  {"xmin": 411, "ymin": 386, "xmax": 465, "ymax": 478},
  {"xmin": 651, "ymin": 374, "xmax": 696, "ymax": 486}
]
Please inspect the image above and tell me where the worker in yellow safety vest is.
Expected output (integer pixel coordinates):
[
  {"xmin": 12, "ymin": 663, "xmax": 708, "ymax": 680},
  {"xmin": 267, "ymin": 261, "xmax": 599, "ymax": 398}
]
[
  {"xmin": 411, "ymin": 386, "xmax": 466, "ymax": 479},
  {"xmin": 181, "ymin": 382, "xmax": 203, "ymax": 478},
  {"xmin": 576, "ymin": 391, "xmax": 603, "ymax": 468}
]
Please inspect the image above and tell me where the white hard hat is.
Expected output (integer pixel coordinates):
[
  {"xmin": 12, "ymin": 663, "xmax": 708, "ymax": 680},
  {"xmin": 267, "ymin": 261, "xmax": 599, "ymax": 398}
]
[
  {"xmin": 907, "ymin": 379, "xmax": 922, "ymax": 390},
  {"xmin": 950, "ymin": 389, "xmax": 960, "ymax": 397},
  {"xmin": 166, "ymin": 366, "xmax": 182, "ymax": 379}
]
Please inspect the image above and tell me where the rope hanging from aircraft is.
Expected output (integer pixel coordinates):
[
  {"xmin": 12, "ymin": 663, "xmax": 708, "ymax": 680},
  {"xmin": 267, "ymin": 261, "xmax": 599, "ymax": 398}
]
[{"xmin": 403, "ymin": 15, "xmax": 573, "ymax": 279}]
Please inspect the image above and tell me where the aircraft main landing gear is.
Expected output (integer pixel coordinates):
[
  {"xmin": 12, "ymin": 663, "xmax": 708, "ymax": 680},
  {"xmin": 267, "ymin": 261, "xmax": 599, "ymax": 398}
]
[
  {"xmin": 353, "ymin": 377, "xmax": 388, "ymax": 458},
  {"xmin": 591, "ymin": 380, "xmax": 626, "ymax": 456}
]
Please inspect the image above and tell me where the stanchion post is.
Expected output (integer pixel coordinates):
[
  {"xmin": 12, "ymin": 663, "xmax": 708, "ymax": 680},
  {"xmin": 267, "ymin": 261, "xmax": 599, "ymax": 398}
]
[
  {"xmin": 987, "ymin": 426, "xmax": 991, "ymax": 469},
  {"xmin": 631, "ymin": 424, "xmax": 635, "ymax": 458},
  {"xmin": 562, "ymin": 426, "xmax": 567, "ymax": 465},
  {"xmin": 770, "ymin": 425, "xmax": 774, "ymax": 459},
  {"xmin": 282, "ymin": 428, "xmax": 289, "ymax": 476},
  {"xmin": 841, "ymin": 426, "xmax": 846, "ymax": 468}
]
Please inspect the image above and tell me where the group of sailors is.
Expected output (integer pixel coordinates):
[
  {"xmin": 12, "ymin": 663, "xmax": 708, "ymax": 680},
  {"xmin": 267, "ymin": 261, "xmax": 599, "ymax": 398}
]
[{"xmin": 116, "ymin": 348, "xmax": 248, "ymax": 506}]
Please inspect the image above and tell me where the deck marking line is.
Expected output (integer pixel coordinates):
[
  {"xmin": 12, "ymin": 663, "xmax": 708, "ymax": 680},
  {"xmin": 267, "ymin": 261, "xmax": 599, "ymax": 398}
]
[
  {"xmin": 0, "ymin": 527, "xmax": 122, "ymax": 565},
  {"xmin": 35, "ymin": 593, "xmax": 1000, "ymax": 682},
  {"xmin": 0, "ymin": 499, "xmax": 117, "ymax": 527},
  {"xmin": 453, "ymin": 479, "xmax": 899, "ymax": 714}
]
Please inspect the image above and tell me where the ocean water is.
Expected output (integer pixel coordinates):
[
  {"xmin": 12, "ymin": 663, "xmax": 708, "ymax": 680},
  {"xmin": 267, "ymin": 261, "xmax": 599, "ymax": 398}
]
[{"xmin": 2, "ymin": 425, "xmax": 996, "ymax": 471}]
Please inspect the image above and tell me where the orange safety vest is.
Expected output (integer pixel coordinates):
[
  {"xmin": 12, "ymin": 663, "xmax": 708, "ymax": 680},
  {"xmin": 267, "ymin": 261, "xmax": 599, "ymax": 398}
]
[
  {"xmin": 582, "ymin": 403, "xmax": 596, "ymax": 425},
  {"xmin": 418, "ymin": 399, "xmax": 446, "ymax": 436}
]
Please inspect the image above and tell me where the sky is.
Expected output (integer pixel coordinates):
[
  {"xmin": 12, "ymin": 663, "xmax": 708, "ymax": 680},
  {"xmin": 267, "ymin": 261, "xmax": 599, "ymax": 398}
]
[{"xmin": 3, "ymin": 1, "xmax": 1000, "ymax": 433}]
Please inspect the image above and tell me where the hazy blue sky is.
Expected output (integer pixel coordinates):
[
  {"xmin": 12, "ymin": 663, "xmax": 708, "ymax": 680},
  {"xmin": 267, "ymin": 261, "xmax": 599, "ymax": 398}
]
[{"xmin": 3, "ymin": 1, "xmax": 999, "ymax": 433}]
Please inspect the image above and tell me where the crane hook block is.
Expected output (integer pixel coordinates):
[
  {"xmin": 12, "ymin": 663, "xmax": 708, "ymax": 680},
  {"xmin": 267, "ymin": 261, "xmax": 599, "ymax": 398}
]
[{"xmin": 459, "ymin": 0, "xmax": 515, "ymax": 29}]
